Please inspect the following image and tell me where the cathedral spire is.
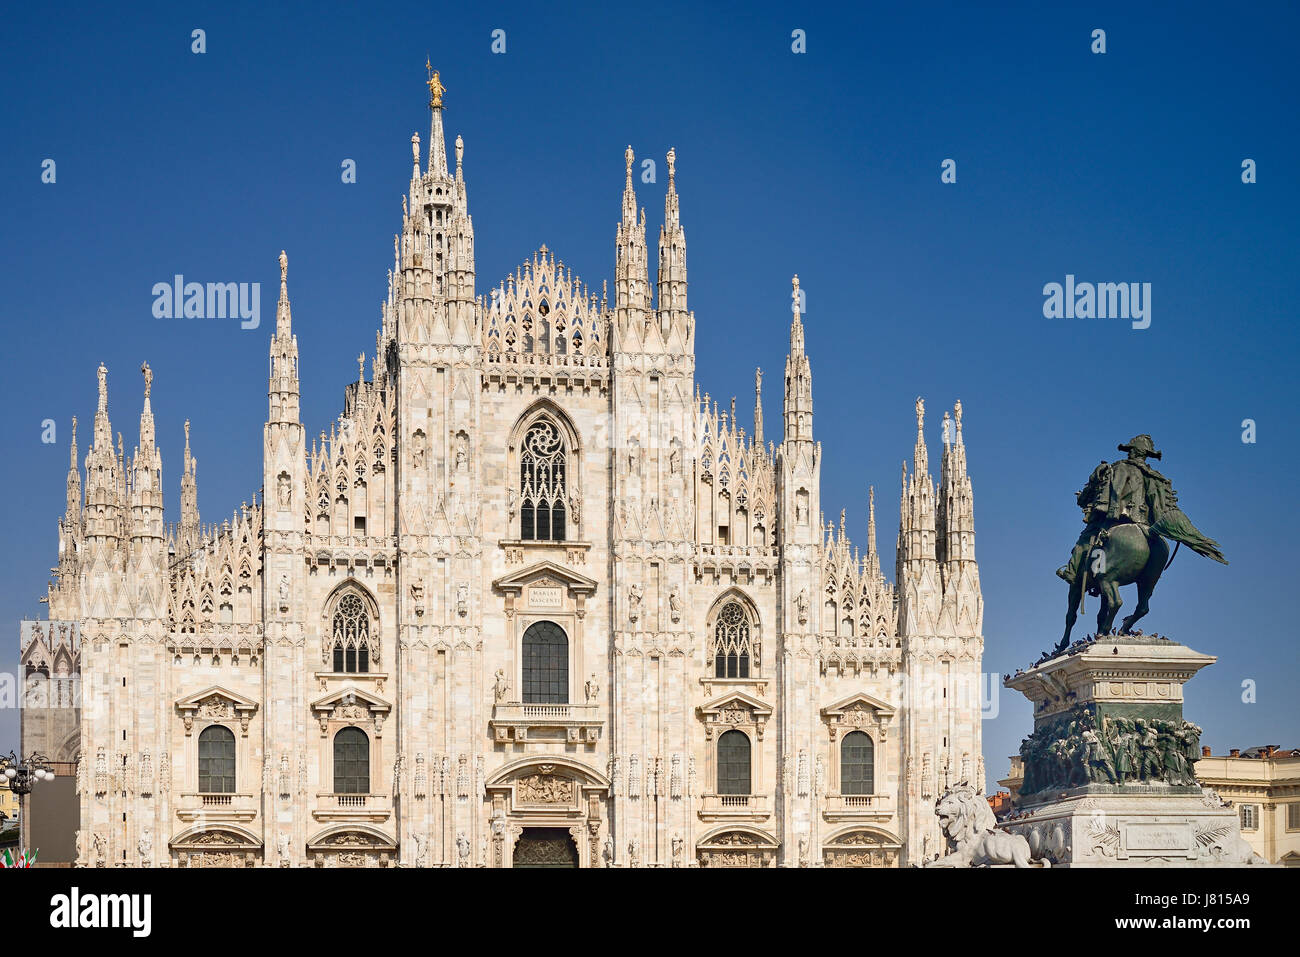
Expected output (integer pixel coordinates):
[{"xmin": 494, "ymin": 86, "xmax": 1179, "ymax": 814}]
[
  {"xmin": 867, "ymin": 484, "xmax": 877, "ymax": 557},
  {"xmin": 656, "ymin": 147, "xmax": 688, "ymax": 323},
  {"xmin": 138, "ymin": 361, "xmax": 155, "ymax": 454},
  {"xmin": 52, "ymin": 413, "xmax": 83, "ymax": 612},
  {"xmin": 622, "ymin": 145, "xmax": 637, "ymax": 227},
  {"xmin": 938, "ymin": 399, "xmax": 975, "ymax": 565},
  {"xmin": 130, "ymin": 362, "xmax": 164, "ymax": 551},
  {"xmin": 664, "ymin": 147, "xmax": 680, "ymax": 228},
  {"xmin": 753, "ymin": 367, "xmax": 764, "ymax": 447},
  {"xmin": 783, "ymin": 276, "xmax": 814, "ymax": 443},
  {"xmin": 65, "ymin": 416, "xmax": 81, "ymax": 524},
  {"xmin": 93, "ymin": 361, "xmax": 112, "ymax": 450},
  {"xmin": 899, "ymin": 397, "xmax": 937, "ymax": 571},
  {"xmin": 912, "ymin": 396, "xmax": 928, "ymax": 477},
  {"xmin": 614, "ymin": 146, "xmax": 651, "ymax": 333},
  {"xmin": 426, "ymin": 61, "xmax": 448, "ymax": 178},
  {"xmin": 276, "ymin": 249, "xmax": 292, "ymax": 338},
  {"xmin": 269, "ymin": 250, "xmax": 301, "ymax": 423},
  {"xmin": 179, "ymin": 419, "xmax": 199, "ymax": 556},
  {"xmin": 789, "ymin": 275, "xmax": 806, "ymax": 355},
  {"xmin": 444, "ymin": 130, "xmax": 477, "ymax": 340}
]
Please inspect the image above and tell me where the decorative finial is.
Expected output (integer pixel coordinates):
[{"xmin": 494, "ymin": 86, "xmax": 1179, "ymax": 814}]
[
  {"xmin": 943, "ymin": 409, "xmax": 952, "ymax": 445},
  {"xmin": 279, "ymin": 249, "xmax": 288, "ymax": 284},
  {"xmin": 358, "ymin": 352, "xmax": 366, "ymax": 381},
  {"xmin": 791, "ymin": 275, "xmax": 800, "ymax": 314},
  {"xmin": 667, "ymin": 147, "xmax": 676, "ymax": 184},
  {"xmin": 954, "ymin": 399, "xmax": 963, "ymax": 435},
  {"xmin": 97, "ymin": 363, "xmax": 108, "ymax": 412},
  {"xmin": 755, "ymin": 367, "xmax": 762, "ymax": 392},
  {"xmin": 915, "ymin": 396, "xmax": 925, "ymax": 429},
  {"xmin": 426, "ymin": 62, "xmax": 445, "ymax": 109},
  {"xmin": 184, "ymin": 419, "xmax": 190, "ymax": 446},
  {"xmin": 411, "ymin": 132, "xmax": 420, "ymax": 166},
  {"xmin": 624, "ymin": 145, "xmax": 634, "ymax": 181},
  {"xmin": 455, "ymin": 134, "xmax": 464, "ymax": 171},
  {"xmin": 141, "ymin": 361, "xmax": 152, "ymax": 399}
]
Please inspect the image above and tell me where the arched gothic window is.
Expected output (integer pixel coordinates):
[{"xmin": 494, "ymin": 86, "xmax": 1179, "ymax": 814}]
[
  {"xmin": 841, "ymin": 731, "xmax": 875, "ymax": 795},
  {"xmin": 332, "ymin": 593, "xmax": 371, "ymax": 673},
  {"xmin": 198, "ymin": 725, "xmax": 236, "ymax": 794},
  {"xmin": 333, "ymin": 727, "xmax": 370, "ymax": 794},
  {"xmin": 519, "ymin": 418, "xmax": 568, "ymax": 541},
  {"xmin": 711, "ymin": 600, "xmax": 754, "ymax": 678},
  {"xmin": 522, "ymin": 621, "xmax": 568, "ymax": 704},
  {"xmin": 717, "ymin": 729, "xmax": 751, "ymax": 795}
]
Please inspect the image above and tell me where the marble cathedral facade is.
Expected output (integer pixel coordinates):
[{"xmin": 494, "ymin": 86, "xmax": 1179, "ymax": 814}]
[{"xmin": 24, "ymin": 76, "xmax": 984, "ymax": 868}]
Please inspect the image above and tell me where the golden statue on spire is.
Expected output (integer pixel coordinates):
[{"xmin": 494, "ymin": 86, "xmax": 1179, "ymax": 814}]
[{"xmin": 426, "ymin": 59, "xmax": 445, "ymax": 109}]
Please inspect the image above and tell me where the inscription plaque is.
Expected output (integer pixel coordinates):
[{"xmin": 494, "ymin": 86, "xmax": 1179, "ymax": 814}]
[{"xmin": 529, "ymin": 586, "xmax": 563, "ymax": 609}]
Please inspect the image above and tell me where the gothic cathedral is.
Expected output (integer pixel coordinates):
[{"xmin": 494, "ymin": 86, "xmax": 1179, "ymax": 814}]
[{"xmin": 23, "ymin": 76, "xmax": 984, "ymax": 868}]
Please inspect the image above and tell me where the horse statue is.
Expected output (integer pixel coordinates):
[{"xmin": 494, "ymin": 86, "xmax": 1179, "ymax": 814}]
[
  {"xmin": 1061, "ymin": 522, "xmax": 1169, "ymax": 648},
  {"xmin": 1056, "ymin": 435, "xmax": 1226, "ymax": 652}
]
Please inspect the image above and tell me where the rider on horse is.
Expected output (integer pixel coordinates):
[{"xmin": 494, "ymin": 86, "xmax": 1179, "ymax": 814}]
[{"xmin": 1057, "ymin": 434, "xmax": 1226, "ymax": 589}]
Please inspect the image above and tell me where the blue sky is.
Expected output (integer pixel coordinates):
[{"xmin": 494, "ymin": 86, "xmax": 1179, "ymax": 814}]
[{"xmin": 1, "ymin": 0, "xmax": 1297, "ymax": 783}]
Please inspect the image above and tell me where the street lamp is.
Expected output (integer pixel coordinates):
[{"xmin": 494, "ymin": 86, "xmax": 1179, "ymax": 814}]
[{"xmin": 0, "ymin": 751, "xmax": 53, "ymax": 860}]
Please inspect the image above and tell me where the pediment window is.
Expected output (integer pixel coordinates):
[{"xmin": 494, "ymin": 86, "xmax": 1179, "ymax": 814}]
[
  {"xmin": 698, "ymin": 691, "xmax": 773, "ymax": 740},
  {"xmin": 492, "ymin": 561, "xmax": 597, "ymax": 620},
  {"xmin": 176, "ymin": 687, "xmax": 259, "ymax": 736},
  {"xmin": 820, "ymin": 693, "xmax": 895, "ymax": 742},
  {"xmin": 310, "ymin": 687, "xmax": 392, "ymax": 737}
]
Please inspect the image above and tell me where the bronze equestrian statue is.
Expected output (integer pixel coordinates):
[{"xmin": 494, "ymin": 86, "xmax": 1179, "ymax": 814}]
[{"xmin": 1056, "ymin": 435, "xmax": 1226, "ymax": 652}]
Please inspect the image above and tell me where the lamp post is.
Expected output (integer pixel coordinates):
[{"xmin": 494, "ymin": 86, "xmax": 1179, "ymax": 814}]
[{"xmin": 1, "ymin": 751, "xmax": 54, "ymax": 860}]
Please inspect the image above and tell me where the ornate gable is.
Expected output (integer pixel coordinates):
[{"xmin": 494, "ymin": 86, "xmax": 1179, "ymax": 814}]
[
  {"xmin": 697, "ymin": 689, "xmax": 773, "ymax": 740},
  {"xmin": 309, "ymin": 685, "xmax": 393, "ymax": 736},
  {"xmin": 175, "ymin": 686, "xmax": 259, "ymax": 736},
  {"xmin": 821, "ymin": 691, "xmax": 896, "ymax": 741},
  {"xmin": 492, "ymin": 560, "xmax": 598, "ymax": 618}
]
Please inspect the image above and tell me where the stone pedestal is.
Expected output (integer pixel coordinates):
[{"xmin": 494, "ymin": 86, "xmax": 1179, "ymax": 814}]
[
  {"xmin": 1000, "ymin": 636, "xmax": 1267, "ymax": 867},
  {"xmin": 1000, "ymin": 790, "xmax": 1263, "ymax": 867}
]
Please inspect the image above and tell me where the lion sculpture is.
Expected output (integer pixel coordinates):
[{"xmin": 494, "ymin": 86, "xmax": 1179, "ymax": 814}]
[{"xmin": 926, "ymin": 784, "xmax": 1048, "ymax": 868}]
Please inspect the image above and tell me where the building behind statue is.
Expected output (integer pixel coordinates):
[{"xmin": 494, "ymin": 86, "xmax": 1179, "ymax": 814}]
[
  {"xmin": 20, "ymin": 76, "xmax": 984, "ymax": 868},
  {"xmin": 1000, "ymin": 743, "xmax": 1300, "ymax": 866},
  {"xmin": 1195, "ymin": 745, "xmax": 1300, "ymax": 866}
]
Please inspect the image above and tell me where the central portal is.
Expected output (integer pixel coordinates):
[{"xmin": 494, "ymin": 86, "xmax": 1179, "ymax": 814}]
[{"xmin": 512, "ymin": 827, "xmax": 579, "ymax": 868}]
